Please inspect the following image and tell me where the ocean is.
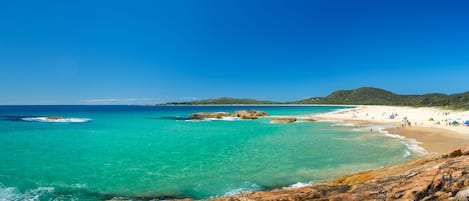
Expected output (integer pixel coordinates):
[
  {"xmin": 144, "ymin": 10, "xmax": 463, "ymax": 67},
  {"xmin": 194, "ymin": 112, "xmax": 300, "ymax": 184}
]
[{"xmin": 0, "ymin": 105, "xmax": 410, "ymax": 200}]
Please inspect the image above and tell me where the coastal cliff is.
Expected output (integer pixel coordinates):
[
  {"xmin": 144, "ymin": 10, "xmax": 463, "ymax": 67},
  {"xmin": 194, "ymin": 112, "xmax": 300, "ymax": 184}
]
[{"xmin": 175, "ymin": 147, "xmax": 469, "ymax": 201}]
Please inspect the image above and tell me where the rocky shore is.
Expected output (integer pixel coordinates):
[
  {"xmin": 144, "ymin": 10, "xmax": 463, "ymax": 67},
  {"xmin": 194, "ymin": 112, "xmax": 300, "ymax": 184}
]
[
  {"xmin": 169, "ymin": 147, "xmax": 469, "ymax": 201},
  {"xmin": 189, "ymin": 110, "xmax": 269, "ymax": 120}
]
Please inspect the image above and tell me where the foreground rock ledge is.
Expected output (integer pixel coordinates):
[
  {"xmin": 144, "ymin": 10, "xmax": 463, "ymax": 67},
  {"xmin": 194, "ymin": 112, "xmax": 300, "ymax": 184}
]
[{"xmin": 166, "ymin": 147, "xmax": 469, "ymax": 201}]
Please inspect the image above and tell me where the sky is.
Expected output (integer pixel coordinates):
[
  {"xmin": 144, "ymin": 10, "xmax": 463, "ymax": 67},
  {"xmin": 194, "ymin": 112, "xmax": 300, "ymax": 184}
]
[{"xmin": 0, "ymin": 0, "xmax": 468, "ymax": 104}]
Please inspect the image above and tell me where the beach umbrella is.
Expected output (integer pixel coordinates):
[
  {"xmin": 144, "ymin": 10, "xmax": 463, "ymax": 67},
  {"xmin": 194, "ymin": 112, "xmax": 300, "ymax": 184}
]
[
  {"xmin": 452, "ymin": 121, "xmax": 460, "ymax": 126},
  {"xmin": 465, "ymin": 120, "xmax": 469, "ymax": 125}
]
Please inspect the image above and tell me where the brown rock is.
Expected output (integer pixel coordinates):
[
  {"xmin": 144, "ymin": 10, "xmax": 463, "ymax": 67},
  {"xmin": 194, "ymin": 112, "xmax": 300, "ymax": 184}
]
[
  {"xmin": 270, "ymin": 117, "xmax": 297, "ymax": 123},
  {"xmin": 461, "ymin": 147, "xmax": 469, "ymax": 155},
  {"xmin": 189, "ymin": 112, "xmax": 231, "ymax": 119},
  {"xmin": 435, "ymin": 191, "xmax": 449, "ymax": 199},
  {"xmin": 185, "ymin": 147, "xmax": 469, "ymax": 201},
  {"xmin": 449, "ymin": 149, "xmax": 463, "ymax": 158},
  {"xmin": 46, "ymin": 116, "xmax": 65, "ymax": 120},
  {"xmin": 232, "ymin": 110, "xmax": 269, "ymax": 119}
]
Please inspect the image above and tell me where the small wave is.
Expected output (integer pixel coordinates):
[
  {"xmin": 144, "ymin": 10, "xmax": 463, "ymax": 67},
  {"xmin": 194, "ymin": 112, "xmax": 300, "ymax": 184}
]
[
  {"xmin": 0, "ymin": 185, "xmax": 56, "ymax": 201},
  {"xmin": 403, "ymin": 138, "xmax": 428, "ymax": 156},
  {"xmin": 220, "ymin": 182, "xmax": 261, "ymax": 197},
  {"xmin": 283, "ymin": 182, "xmax": 312, "ymax": 189},
  {"xmin": 404, "ymin": 150, "xmax": 412, "ymax": 158},
  {"xmin": 378, "ymin": 128, "xmax": 428, "ymax": 157},
  {"xmin": 21, "ymin": 117, "xmax": 91, "ymax": 123}
]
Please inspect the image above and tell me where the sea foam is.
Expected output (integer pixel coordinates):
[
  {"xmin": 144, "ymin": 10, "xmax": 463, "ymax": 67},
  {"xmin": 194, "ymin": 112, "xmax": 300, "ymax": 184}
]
[
  {"xmin": 0, "ymin": 184, "xmax": 56, "ymax": 201},
  {"xmin": 283, "ymin": 182, "xmax": 312, "ymax": 189},
  {"xmin": 21, "ymin": 117, "xmax": 91, "ymax": 123},
  {"xmin": 378, "ymin": 128, "xmax": 428, "ymax": 157},
  {"xmin": 219, "ymin": 182, "xmax": 261, "ymax": 197}
]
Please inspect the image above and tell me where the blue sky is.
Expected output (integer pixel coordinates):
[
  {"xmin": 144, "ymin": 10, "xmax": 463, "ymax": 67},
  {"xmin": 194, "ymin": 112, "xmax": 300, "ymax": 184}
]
[{"xmin": 1, "ymin": 0, "xmax": 468, "ymax": 104}]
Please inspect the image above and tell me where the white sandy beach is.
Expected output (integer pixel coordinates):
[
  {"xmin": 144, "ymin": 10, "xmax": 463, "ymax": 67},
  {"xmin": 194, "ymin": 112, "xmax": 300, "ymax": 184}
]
[{"xmin": 311, "ymin": 105, "xmax": 469, "ymax": 153}]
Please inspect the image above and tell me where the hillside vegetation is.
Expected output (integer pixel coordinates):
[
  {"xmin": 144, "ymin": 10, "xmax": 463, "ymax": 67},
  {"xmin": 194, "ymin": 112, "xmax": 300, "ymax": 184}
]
[
  {"xmin": 294, "ymin": 87, "xmax": 469, "ymax": 109},
  {"xmin": 163, "ymin": 87, "xmax": 469, "ymax": 109}
]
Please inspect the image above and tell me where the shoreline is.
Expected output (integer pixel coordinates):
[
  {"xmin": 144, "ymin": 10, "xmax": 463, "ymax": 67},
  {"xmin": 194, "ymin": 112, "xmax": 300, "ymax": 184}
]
[
  {"xmin": 311, "ymin": 105, "xmax": 469, "ymax": 154},
  {"xmin": 155, "ymin": 104, "xmax": 357, "ymax": 107},
  {"xmin": 106, "ymin": 105, "xmax": 469, "ymax": 201}
]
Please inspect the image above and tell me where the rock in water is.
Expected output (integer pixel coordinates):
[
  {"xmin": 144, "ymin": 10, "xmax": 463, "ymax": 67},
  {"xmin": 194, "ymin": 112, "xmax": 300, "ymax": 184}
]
[
  {"xmin": 46, "ymin": 116, "xmax": 65, "ymax": 120},
  {"xmin": 232, "ymin": 110, "xmax": 269, "ymax": 119},
  {"xmin": 188, "ymin": 111, "xmax": 268, "ymax": 120},
  {"xmin": 188, "ymin": 112, "xmax": 231, "ymax": 119},
  {"xmin": 270, "ymin": 117, "xmax": 297, "ymax": 123}
]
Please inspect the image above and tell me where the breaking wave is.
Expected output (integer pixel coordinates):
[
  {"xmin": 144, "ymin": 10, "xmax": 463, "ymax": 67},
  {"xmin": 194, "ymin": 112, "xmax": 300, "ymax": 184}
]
[{"xmin": 21, "ymin": 117, "xmax": 91, "ymax": 123}]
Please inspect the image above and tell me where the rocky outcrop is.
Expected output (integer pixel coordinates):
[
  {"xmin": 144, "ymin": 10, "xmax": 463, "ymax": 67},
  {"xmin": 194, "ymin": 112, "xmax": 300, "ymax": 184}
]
[
  {"xmin": 188, "ymin": 110, "xmax": 269, "ymax": 120},
  {"xmin": 171, "ymin": 147, "xmax": 469, "ymax": 201},
  {"xmin": 270, "ymin": 117, "xmax": 297, "ymax": 123},
  {"xmin": 46, "ymin": 116, "xmax": 65, "ymax": 120},
  {"xmin": 232, "ymin": 110, "xmax": 269, "ymax": 119},
  {"xmin": 189, "ymin": 112, "xmax": 231, "ymax": 119}
]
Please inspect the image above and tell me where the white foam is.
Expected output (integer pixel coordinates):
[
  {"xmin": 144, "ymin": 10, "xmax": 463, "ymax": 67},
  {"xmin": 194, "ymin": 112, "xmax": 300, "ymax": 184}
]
[
  {"xmin": 0, "ymin": 184, "xmax": 55, "ymax": 201},
  {"xmin": 220, "ymin": 182, "xmax": 260, "ymax": 197},
  {"xmin": 335, "ymin": 123, "xmax": 356, "ymax": 127},
  {"xmin": 283, "ymin": 182, "xmax": 312, "ymax": 189},
  {"xmin": 378, "ymin": 128, "xmax": 428, "ymax": 157},
  {"xmin": 221, "ymin": 116, "xmax": 239, "ymax": 121},
  {"xmin": 329, "ymin": 122, "xmax": 428, "ymax": 158},
  {"xmin": 22, "ymin": 117, "xmax": 91, "ymax": 123},
  {"xmin": 223, "ymin": 187, "xmax": 249, "ymax": 196}
]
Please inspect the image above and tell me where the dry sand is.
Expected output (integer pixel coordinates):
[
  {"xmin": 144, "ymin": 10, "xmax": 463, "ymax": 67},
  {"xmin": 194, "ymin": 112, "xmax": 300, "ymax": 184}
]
[{"xmin": 311, "ymin": 105, "xmax": 469, "ymax": 154}]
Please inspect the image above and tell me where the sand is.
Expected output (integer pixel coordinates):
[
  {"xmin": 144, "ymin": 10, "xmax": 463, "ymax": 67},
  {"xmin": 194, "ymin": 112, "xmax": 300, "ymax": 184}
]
[{"xmin": 311, "ymin": 105, "xmax": 469, "ymax": 154}]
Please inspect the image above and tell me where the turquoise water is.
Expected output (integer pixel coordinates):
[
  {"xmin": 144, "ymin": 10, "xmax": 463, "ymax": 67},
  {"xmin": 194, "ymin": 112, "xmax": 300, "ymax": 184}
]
[{"xmin": 0, "ymin": 106, "xmax": 409, "ymax": 200}]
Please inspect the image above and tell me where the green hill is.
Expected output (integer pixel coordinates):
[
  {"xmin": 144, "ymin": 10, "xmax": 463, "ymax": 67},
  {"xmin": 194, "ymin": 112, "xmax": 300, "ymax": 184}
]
[
  {"xmin": 295, "ymin": 87, "xmax": 469, "ymax": 109},
  {"xmin": 162, "ymin": 87, "xmax": 469, "ymax": 109},
  {"xmin": 324, "ymin": 87, "xmax": 398, "ymax": 104}
]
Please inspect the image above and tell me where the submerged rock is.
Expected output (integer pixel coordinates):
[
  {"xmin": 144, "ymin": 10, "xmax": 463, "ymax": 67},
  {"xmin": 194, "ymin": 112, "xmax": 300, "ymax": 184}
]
[{"xmin": 270, "ymin": 117, "xmax": 297, "ymax": 123}]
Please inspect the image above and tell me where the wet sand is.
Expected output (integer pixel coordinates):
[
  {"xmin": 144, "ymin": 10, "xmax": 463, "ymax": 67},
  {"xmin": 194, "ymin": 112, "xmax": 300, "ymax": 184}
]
[
  {"xmin": 312, "ymin": 105, "xmax": 469, "ymax": 154},
  {"xmin": 385, "ymin": 126, "xmax": 469, "ymax": 153}
]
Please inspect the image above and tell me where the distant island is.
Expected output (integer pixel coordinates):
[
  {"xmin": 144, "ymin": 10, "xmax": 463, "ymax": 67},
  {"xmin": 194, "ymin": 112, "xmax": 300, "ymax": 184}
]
[
  {"xmin": 162, "ymin": 87, "xmax": 469, "ymax": 109},
  {"xmin": 164, "ymin": 97, "xmax": 277, "ymax": 105}
]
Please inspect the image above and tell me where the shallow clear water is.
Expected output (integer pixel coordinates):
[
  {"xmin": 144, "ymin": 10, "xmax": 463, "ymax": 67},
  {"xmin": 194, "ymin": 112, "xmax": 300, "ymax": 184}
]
[{"xmin": 0, "ymin": 106, "xmax": 409, "ymax": 200}]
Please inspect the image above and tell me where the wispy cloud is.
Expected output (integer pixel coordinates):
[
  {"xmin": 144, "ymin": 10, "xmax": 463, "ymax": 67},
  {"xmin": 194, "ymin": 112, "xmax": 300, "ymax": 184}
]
[
  {"xmin": 85, "ymin": 98, "xmax": 119, "ymax": 103},
  {"xmin": 83, "ymin": 98, "xmax": 159, "ymax": 104}
]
